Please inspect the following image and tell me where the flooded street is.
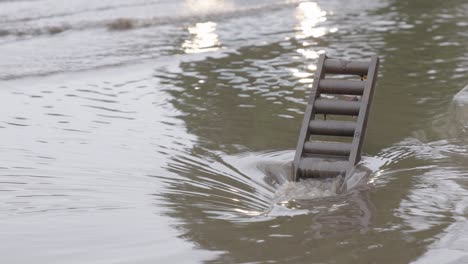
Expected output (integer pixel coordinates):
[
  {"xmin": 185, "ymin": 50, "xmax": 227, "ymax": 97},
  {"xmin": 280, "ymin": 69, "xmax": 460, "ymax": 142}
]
[{"xmin": 1, "ymin": 0, "xmax": 468, "ymax": 263}]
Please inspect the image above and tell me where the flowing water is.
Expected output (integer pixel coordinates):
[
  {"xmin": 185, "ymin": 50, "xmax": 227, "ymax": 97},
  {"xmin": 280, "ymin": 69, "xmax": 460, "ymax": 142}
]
[{"xmin": 1, "ymin": 0, "xmax": 468, "ymax": 263}]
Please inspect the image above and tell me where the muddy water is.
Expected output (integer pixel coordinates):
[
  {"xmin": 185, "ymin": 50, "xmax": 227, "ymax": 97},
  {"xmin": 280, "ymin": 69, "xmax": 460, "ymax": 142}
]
[{"xmin": 1, "ymin": 0, "xmax": 468, "ymax": 263}]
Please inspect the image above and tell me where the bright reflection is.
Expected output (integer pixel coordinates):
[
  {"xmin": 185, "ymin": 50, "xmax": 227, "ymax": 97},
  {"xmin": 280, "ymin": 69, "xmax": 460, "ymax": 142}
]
[
  {"xmin": 297, "ymin": 48, "xmax": 318, "ymax": 59},
  {"xmin": 234, "ymin": 208, "xmax": 262, "ymax": 216},
  {"xmin": 295, "ymin": 2, "xmax": 327, "ymax": 39},
  {"xmin": 294, "ymin": 2, "xmax": 329, "ymax": 83},
  {"xmin": 307, "ymin": 64, "xmax": 317, "ymax": 71},
  {"xmin": 182, "ymin": 22, "xmax": 221, "ymax": 54},
  {"xmin": 368, "ymin": 170, "xmax": 381, "ymax": 184},
  {"xmin": 290, "ymin": 68, "xmax": 314, "ymax": 84},
  {"xmin": 184, "ymin": 0, "xmax": 232, "ymax": 13}
]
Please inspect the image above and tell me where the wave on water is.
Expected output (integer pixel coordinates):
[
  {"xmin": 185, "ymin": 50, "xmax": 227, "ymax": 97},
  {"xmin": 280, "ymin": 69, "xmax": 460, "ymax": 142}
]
[
  {"xmin": 153, "ymin": 144, "xmax": 390, "ymax": 223},
  {"xmin": 0, "ymin": 0, "xmax": 302, "ymax": 38}
]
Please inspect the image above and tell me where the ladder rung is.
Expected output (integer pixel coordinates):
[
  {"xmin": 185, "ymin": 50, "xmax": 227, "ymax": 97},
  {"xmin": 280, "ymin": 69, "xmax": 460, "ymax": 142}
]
[
  {"xmin": 309, "ymin": 120, "xmax": 356, "ymax": 137},
  {"xmin": 314, "ymin": 99, "xmax": 360, "ymax": 116},
  {"xmin": 304, "ymin": 141, "xmax": 352, "ymax": 156},
  {"xmin": 319, "ymin": 79, "xmax": 365, "ymax": 95},
  {"xmin": 324, "ymin": 59, "xmax": 369, "ymax": 75},
  {"xmin": 298, "ymin": 158, "xmax": 348, "ymax": 178}
]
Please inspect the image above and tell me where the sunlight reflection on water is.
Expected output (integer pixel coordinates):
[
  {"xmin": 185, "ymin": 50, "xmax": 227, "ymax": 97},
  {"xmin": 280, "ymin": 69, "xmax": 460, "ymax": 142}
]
[{"xmin": 183, "ymin": 22, "xmax": 221, "ymax": 53}]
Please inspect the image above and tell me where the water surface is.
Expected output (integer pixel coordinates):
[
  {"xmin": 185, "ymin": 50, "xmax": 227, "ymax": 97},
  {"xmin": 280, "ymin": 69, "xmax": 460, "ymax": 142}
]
[{"xmin": 1, "ymin": 0, "xmax": 468, "ymax": 263}]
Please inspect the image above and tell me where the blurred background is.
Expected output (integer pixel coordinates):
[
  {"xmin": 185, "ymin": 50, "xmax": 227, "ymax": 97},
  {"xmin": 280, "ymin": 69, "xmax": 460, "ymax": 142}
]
[{"xmin": 0, "ymin": 0, "xmax": 468, "ymax": 263}]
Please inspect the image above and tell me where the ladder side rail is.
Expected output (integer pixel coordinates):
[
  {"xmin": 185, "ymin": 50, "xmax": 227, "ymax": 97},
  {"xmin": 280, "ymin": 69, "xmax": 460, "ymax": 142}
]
[
  {"xmin": 348, "ymin": 55, "xmax": 379, "ymax": 166},
  {"xmin": 293, "ymin": 54, "xmax": 327, "ymax": 181}
]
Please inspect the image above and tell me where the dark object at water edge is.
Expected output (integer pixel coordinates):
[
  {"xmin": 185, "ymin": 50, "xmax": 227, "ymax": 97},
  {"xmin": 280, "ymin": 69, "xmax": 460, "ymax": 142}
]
[{"xmin": 293, "ymin": 54, "xmax": 380, "ymax": 181}]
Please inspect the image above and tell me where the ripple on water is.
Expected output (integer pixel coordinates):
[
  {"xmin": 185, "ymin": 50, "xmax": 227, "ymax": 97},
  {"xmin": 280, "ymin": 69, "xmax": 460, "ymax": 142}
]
[
  {"xmin": 1, "ymin": 0, "xmax": 468, "ymax": 262},
  {"xmin": 153, "ymin": 144, "xmax": 389, "ymax": 224},
  {"xmin": 0, "ymin": 64, "xmax": 193, "ymax": 220}
]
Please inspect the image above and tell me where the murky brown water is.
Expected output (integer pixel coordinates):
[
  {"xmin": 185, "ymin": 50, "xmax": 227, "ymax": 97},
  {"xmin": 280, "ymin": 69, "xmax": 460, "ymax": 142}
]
[{"xmin": 1, "ymin": 0, "xmax": 468, "ymax": 263}]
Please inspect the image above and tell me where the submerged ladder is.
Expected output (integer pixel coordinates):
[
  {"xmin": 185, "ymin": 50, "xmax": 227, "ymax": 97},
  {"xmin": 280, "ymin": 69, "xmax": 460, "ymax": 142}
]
[{"xmin": 293, "ymin": 54, "xmax": 379, "ymax": 181}]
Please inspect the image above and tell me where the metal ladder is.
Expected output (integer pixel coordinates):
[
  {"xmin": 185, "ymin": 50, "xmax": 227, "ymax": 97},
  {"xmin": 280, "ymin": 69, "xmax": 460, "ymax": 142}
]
[{"xmin": 293, "ymin": 54, "xmax": 379, "ymax": 181}]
